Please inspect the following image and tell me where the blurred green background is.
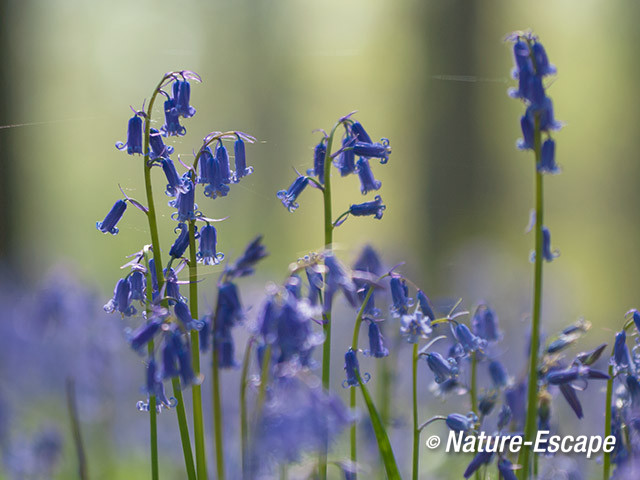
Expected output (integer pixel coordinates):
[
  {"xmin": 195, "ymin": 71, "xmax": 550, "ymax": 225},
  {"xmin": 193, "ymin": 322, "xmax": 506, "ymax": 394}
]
[
  {"xmin": 2, "ymin": 0, "xmax": 638, "ymax": 334},
  {"xmin": 1, "ymin": 0, "xmax": 639, "ymax": 478}
]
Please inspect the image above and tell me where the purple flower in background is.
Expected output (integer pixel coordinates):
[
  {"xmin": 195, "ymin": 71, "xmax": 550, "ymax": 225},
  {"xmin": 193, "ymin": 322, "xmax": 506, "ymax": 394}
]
[
  {"xmin": 226, "ymin": 235, "xmax": 268, "ymax": 279},
  {"xmin": 472, "ymin": 304, "xmax": 501, "ymax": 342},
  {"xmin": 367, "ymin": 322, "xmax": 389, "ymax": 358},
  {"xmin": 425, "ymin": 352, "xmax": 458, "ymax": 384},
  {"xmin": 96, "ymin": 199, "xmax": 127, "ymax": 235},
  {"xmin": 390, "ymin": 277, "xmax": 411, "ymax": 317},
  {"xmin": 343, "ymin": 349, "xmax": 369, "ymax": 387},
  {"xmin": 538, "ymin": 138, "xmax": 560, "ymax": 174}
]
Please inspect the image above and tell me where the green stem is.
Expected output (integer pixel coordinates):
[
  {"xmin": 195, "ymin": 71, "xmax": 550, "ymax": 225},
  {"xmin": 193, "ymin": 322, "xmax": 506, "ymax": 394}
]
[
  {"xmin": 148, "ymin": 342, "xmax": 159, "ymax": 480},
  {"xmin": 141, "ymin": 77, "xmax": 195, "ymax": 479},
  {"xmin": 319, "ymin": 121, "xmax": 340, "ymax": 480},
  {"xmin": 240, "ymin": 339, "xmax": 254, "ymax": 479},
  {"xmin": 603, "ymin": 363, "xmax": 614, "ymax": 480},
  {"xmin": 411, "ymin": 343, "xmax": 419, "ymax": 480},
  {"xmin": 65, "ymin": 378, "xmax": 89, "ymax": 480},
  {"xmin": 187, "ymin": 220, "xmax": 207, "ymax": 480},
  {"xmin": 211, "ymin": 306, "xmax": 225, "ymax": 480},
  {"xmin": 518, "ymin": 114, "xmax": 543, "ymax": 480},
  {"xmin": 349, "ymin": 286, "xmax": 375, "ymax": 476},
  {"xmin": 257, "ymin": 344, "xmax": 272, "ymax": 412},
  {"xmin": 171, "ymin": 377, "xmax": 197, "ymax": 480}
]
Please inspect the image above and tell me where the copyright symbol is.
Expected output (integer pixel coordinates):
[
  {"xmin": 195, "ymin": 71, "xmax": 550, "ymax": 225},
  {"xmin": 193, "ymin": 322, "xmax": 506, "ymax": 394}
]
[{"xmin": 425, "ymin": 435, "xmax": 440, "ymax": 449}]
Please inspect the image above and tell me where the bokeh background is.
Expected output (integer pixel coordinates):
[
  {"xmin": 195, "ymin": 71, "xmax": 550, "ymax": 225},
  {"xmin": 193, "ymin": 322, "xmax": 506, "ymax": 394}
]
[{"xmin": 0, "ymin": 0, "xmax": 638, "ymax": 478}]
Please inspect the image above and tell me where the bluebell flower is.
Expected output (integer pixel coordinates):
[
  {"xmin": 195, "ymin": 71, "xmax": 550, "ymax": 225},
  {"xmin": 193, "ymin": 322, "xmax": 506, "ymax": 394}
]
[
  {"xmin": 169, "ymin": 223, "xmax": 191, "ymax": 259},
  {"xmin": 174, "ymin": 301, "xmax": 196, "ymax": 330},
  {"xmin": 169, "ymin": 179, "xmax": 197, "ymax": 222},
  {"xmin": 96, "ymin": 199, "xmax": 127, "ymax": 235},
  {"xmin": 177, "ymin": 337, "xmax": 197, "ymax": 386},
  {"xmin": 115, "ymin": 114, "xmax": 143, "ymax": 154},
  {"xmin": 416, "ymin": 290, "xmax": 435, "ymax": 321},
  {"xmin": 130, "ymin": 318, "xmax": 162, "ymax": 351},
  {"xmin": 216, "ymin": 282, "xmax": 243, "ymax": 330},
  {"xmin": 478, "ymin": 393, "xmax": 497, "ymax": 416},
  {"xmin": 537, "ymin": 138, "xmax": 559, "ymax": 174},
  {"xmin": 546, "ymin": 365, "xmax": 609, "ymax": 385},
  {"xmin": 306, "ymin": 267, "xmax": 323, "ymax": 306},
  {"xmin": 352, "ymin": 139, "xmax": 391, "ymax": 164},
  {"xmin": 128, "ymin": 270, "xmax": 146, "ymax": 301},
  {"xmin": 489, "ymin": 360, "xmax": 508, "ymax": 388},
  {"xmin": 324, "ymin": 254, "xmax": 357, "ymax": 308},
  {"xmin": 285, "ymin": 274, "xmax": 302, "ymax": 299},
  {"xmin": 627, "ymin": 376, "xmax": 640, "ymax": 407},
  {"xmin": 161, "ymin": 98, "xmax": 186, "ymax": 136},
  {"xmin": 353, "ymin": 245, "xmax": 383, "ymax": 276},
  {"xmin": 356, "ymin": 158, "xmax": 382, "ymax": 195},
  {"xmin": 613, "ymin": 330, "xmax": 632, "ymax": 372},
  {"xmin": 197, "ymin": 146, "xmax": 216, "ymax": 185},
  {"xmin": 464, "ymin": 451, "xmax": 493, "ymax": 479},
  {"xmin": 233, "ymin": 136, "xmax": 253, "ymax": 181},
  {"xmin": 277, "ymin": 176, "xmax": 309, "ymax": 212},
  {"xmin": 517, "ymin": 113, "xmax": 535, "ymax": 150},
  {"xmin": 199, "ymin": 315, "xmax": 211, "ymax": 352},
  {"xmin": 445, "ymin": 412, "xmax": 477, "ymax": 433},
  {"xmin": 632, "ymin": 309, "xmax": 640, "ymax": 332},
  {"xmin": 199, "ymin": 145, "xmax": 230, "ymax": 199},
  {"xmin": 161, "ymin": 331, "xmax": 181, "ymax": 379},
  {"xmin": 215, "ymin": 140, "xmax": 232, "ymax": 185},
  {"xmin": 528, "ymin": 99, "xmax": 562, "ymax": 132},
  {"xmin": 250, "ymin": 376, "xmax": 351, "ymax": 472},
  {"xmin": 165, "ymin": 268, "xmax": 182, "ymax": 304},
  {"xmin": 282, "ymin": 298, "xmax": 319, "ymax": 365},
  {"xmin": 497, "ymin": 404, "xmax": 512, "ymax": 430},
  {"xmin": 145, "ymin": 358, "xmax": 170, "ymax": 409},
  {"xmin": 541, "ymin": 226, "xmax": 559, "ymax": 262},
  {"xmin": 148, "ymin": 258, "xmax": 159, "ymax": 300},
  {"xmin": 226, "ymin": 235, "xmax": 268, "ymax": 278},
  {"xmin": 197, "ymin": 224, "xmax": 224, "ymax": 265},
  {"xmin": 390, "ymin": 277, "xmax": 411, "ymax": 317},
  {"xmin": 576, "ymin": 343, "xmax": 608, "ymax": 366},
  {"xmin": 455, "ymin": 323, "xmax": 485, "ymax": 353},
  {"xmin": 532, "ymin": 42, "xmax": 556, "ymax": 76},
  {"xmin": 351, "ymin": 121, "xmax": 373, "ymax": 143},
  {"xmin": 400, "ymin": 311, "xmax": 432, "ymax": 343},
  {"xmin": 104, "ymin": 278, "xmax": 136, "ymax": 316},
  {"xmin": 558, "ymin": 383, "xmax": 583, "ymax": 419},
  {"xmin": 425, "ymin": 351, "xmax": 458, "ymax": 384},
  {"xmin": 149, "ymin": 127, "xmax": 174, "ymax": 159},
  {"xmin": 336, "ymin": 134, "xmax": 356, "ymax": 176},
  {"xmin": 472, "ymin": 304, "xmax": 501, "ymax": 342},
  {"xmin": 172, "ymin": 79, "xmax": 196, "ymax": 118},
  {"xmin": 367, "ymin": 322, "xmax": 389, "ymax": 358},
  {"xmin": 343, "ymin": 349, "xmax": 369, "ymax": 387},
  {"xmin": 348, "ymin": 195, "xmax": 385, "ymax": 219},
  {"xmin": 497, "ymin": 458, "xmax": 518, "ymax": 480},
  {"xmin": 505, "ymin": 382, "xmax": 527, "ymax": 429},
  {"xmin": 309, "ymin": 140, "xmax": 326, "ymax": 185},
  {"xmin": 215, "ymin": 330, "xmax": 237, "ymax": 368},
  {"xmin": 161, "ymin": 158, "xmax": 187, "ymax": 197}
]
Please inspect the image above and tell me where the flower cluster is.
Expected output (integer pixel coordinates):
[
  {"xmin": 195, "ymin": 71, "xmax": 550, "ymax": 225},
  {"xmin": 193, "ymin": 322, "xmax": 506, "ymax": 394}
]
[{"xmin": 277, "ymin": 114, "xmax": 390, "ymax": 218}]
